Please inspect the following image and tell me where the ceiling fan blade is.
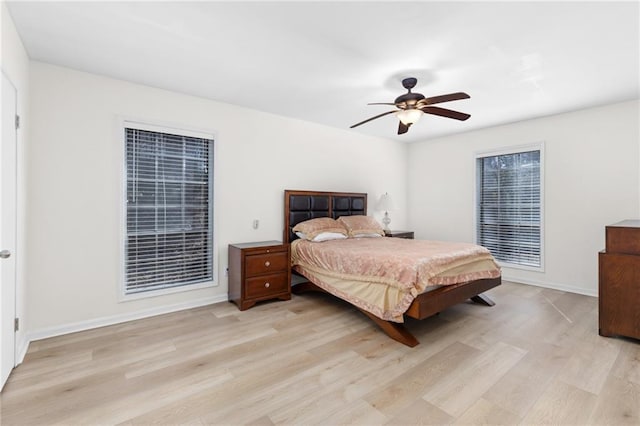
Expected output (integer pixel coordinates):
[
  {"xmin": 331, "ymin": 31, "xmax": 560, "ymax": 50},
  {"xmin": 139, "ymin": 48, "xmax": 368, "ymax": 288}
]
[
  {"xmin": 367, "ymin": 102, "xmax": 397, "ymax": 106},
  {"xmin": 422, "ymin": 92, "xmax": 470, "ymax": 105},
  {"xmin": 350, "ymin": 110, "xmax": 398, "ymax": 128},
  {"xmin": 421, "ymin": 106, "xmax": 471, "ymax": 121},
  {"xmin": 398, "ymin": 121, "xmax": 409, "ymax": 135}
]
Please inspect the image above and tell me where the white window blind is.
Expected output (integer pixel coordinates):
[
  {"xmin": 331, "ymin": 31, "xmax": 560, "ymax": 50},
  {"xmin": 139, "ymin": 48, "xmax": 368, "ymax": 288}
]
[
  {"xmin": 125, "ymin": 127, "xmax": 213, "ymax": 294},
  {"xmin": 476, "ymin": 149, "xmax": 541, "ymax": 268}
]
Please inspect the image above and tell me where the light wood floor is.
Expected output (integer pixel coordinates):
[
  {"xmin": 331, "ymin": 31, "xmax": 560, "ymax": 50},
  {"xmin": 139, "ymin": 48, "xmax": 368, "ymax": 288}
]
[{"xmin": 1, "ymin": 281, "xmax": 639, "ymax": 425}]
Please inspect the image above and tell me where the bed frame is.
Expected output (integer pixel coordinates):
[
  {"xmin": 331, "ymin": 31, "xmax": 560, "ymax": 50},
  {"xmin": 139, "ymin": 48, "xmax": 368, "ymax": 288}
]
[{"xmin": 283, "ymin": 189, "xmax": 501, "ymax": 347}]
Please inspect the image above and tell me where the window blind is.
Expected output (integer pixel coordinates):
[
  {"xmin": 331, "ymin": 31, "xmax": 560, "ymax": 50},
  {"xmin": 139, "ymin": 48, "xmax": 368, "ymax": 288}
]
[
  {"xmin": 125, "ymin": 127, "xmax": 213, "ymax": 294},
  {"xmin": 476, "ymin": 149, "xmax": 541, "ymax": 268}
]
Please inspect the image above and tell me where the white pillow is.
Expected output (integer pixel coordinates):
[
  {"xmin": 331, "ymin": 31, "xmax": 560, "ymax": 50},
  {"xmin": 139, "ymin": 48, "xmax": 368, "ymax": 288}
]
[
  {"xmin": 352, "ymin": 233, "xmax": 383, "ymax": 238},
  {"xmin": 311, "ymin": 232, "xmax": 348, "ymax": 242},
  {"xmin": 297, "ymin": 231, "xmax": 348, "ymax": 242}
]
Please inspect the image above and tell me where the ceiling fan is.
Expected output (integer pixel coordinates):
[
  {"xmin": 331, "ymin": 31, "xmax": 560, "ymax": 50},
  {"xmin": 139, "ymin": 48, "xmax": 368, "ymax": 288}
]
[{"xmin": 350, "ymin": 77, "xmax": 471, "ymax": 135}]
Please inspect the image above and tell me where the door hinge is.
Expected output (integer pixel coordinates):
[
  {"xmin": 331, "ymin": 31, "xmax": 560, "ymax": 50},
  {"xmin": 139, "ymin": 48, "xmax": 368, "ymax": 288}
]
[
  {"xmin": 15, "ymin": 115, "xmax": 20, "ymax": 129},
  {"xmin": 14, "ymin": 318, "xmax": 19, "ymax": 332}
]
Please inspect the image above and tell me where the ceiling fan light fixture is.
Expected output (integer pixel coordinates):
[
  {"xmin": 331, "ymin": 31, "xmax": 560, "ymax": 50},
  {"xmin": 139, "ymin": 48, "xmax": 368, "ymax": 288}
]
[{"xmin": 397, "ymin": 108, "xmax": 423, "ymax": 125}]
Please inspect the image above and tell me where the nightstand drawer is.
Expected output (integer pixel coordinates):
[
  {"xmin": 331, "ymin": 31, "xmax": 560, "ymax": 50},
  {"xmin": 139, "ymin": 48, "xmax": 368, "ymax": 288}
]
[
  {"xmin": 245, "ymin": 252, "xmax": 288, "ymax": 276},
  {"xmin": 245, "ymin": 273, "xmax": 289, "ymax": 299}
]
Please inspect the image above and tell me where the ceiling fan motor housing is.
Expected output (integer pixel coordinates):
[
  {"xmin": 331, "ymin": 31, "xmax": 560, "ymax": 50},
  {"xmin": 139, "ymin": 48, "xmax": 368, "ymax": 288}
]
[
  {"xmin": 394, "ymin": 92, "xmax": 425, "ymax": 108},
  {"xmin": 395, "ymin": 77, "xmax": 425, "ymax": 108}
]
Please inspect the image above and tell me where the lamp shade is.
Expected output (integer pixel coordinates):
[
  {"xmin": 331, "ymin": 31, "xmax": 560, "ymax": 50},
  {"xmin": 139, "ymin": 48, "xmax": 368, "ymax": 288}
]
[
  {"xmin": 376, "ymin": 192, "xmax": 396, "ymax": 211},
  {"xmin": 396, "ymin": 109, "xmax": 423, "ymax": 125}
]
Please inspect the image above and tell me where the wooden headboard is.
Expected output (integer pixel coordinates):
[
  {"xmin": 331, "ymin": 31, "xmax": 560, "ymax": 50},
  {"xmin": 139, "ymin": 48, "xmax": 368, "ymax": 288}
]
[{"xmin": 283, "ymin": 190, "xmax": 367, "ymax": 244}]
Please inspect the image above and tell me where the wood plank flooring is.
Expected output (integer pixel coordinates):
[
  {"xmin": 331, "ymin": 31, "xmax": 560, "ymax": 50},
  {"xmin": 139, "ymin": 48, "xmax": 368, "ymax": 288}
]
[{"xmin": 1, "ymin": 281, "xmax": 639, "ymax": 425}]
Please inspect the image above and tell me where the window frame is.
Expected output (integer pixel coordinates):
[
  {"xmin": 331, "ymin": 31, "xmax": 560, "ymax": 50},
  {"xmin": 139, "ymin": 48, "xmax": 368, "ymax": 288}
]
[
  {"xmin": 474, "ymin": 142, "xmax": 545, "ymax": 272},
  {"xmin": 118, "ymin": 118, "xmax": 218, "ymax": 302}
]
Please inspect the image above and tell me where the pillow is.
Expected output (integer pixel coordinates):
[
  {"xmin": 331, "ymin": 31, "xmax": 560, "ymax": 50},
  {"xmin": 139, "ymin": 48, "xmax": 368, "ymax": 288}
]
[
  {"xmin": 292, "ymin": 217, "xmax": 348, "ymax": 240},
  {"xmin": 310, "ymin": 232, "xmax": 348, "ymax": 242},
  {"xmin": 295, "ymin": 231, "xmax": 347, "ymax": 242},
  {"xmin": 337, "ymin": 215, "xmax": 385, "ymax": 237}
]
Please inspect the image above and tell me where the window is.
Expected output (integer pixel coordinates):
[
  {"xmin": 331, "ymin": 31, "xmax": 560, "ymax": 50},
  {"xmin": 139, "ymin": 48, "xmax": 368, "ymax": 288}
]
[
  {"xmin": 124, "ymin": 124, "xmax": 214, "ymax": 295},
  {"xmin": 476, "ymin": 146, "xmax": 543, "ymax": 269}
]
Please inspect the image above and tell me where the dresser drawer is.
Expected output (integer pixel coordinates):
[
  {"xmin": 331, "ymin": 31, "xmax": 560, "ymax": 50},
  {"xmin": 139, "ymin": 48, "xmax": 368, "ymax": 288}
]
[
  {"xmin": 245, "ymin": 272, "xmax": 289, "ymax": 299},
  {"xmin": 245, "ymin": 252, "xmax": 288, "ymax": 276}
]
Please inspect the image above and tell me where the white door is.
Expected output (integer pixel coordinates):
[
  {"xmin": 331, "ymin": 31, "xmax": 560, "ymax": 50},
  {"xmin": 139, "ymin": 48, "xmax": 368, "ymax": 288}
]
[{"xmin": 1, "ymin": 71, "xmax": 18, "ymax": 390}]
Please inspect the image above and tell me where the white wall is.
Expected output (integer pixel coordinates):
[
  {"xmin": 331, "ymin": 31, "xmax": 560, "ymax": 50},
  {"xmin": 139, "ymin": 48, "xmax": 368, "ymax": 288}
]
[
  {"xmin": 408, "ymin": 100, "xmax": 640, "ymax": 296},
  {"xmin": 27, "ymin": 61, "xmax": 408, "ymax": 337},
  {"xmin": 1, "ymin": 3, "xmax": 31, "ymax": 361}
]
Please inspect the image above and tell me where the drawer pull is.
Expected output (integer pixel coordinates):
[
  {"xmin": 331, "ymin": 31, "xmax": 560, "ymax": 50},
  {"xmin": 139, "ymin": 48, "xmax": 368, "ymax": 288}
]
[
  {"xmin": 265, "ymin": 261, "xmax": 271, "ymax": 267},
  {"xmin": 264, "ymin": 282, "xmax": 270, "ymax": 288}
]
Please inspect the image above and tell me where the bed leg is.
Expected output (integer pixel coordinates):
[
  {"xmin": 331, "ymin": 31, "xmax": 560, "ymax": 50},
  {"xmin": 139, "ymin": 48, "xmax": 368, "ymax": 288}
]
[
  {"xmin": 471, "ymin": 294, "xmax": 495, "ymax": 306},
  {"xmin": 360, "ymin": 310, "xmax": 419, "ymax": 347}
]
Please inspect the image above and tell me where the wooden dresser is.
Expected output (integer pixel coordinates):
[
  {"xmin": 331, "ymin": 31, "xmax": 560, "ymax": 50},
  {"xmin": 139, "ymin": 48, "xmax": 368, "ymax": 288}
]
[
  {"xmin": 228, "ymin": 241, "xmax": 291, "ymax": 310},
  {"xmin": 598, "ymin": 220, "xmax": 640, "ymax": 340}
]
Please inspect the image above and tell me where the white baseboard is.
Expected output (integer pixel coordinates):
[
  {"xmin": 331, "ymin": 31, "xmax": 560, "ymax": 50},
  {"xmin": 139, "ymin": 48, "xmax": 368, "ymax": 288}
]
[
  {"xmin": 25, "ymin": 294, "xmax": 228, "ymax": 347},
  {"xmin": 502, "ymin": 275, "xmax": 597, "ymax": 298},
  {"xmin": 15, "ymin": 333, "xmax": 30, "ymax": 365}
]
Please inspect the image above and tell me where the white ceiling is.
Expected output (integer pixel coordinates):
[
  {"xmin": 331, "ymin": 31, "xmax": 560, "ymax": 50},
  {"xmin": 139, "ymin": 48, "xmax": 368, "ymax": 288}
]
[{"xmin": 6, "ymin": 1, "xmax": 640, "ymax": 142}]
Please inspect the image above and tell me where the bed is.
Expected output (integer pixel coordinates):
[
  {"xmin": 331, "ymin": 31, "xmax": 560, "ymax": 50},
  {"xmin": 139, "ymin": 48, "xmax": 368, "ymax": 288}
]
[{"xmin": 284, "ymin": 189, "xmax": 502, "ymax": 347}]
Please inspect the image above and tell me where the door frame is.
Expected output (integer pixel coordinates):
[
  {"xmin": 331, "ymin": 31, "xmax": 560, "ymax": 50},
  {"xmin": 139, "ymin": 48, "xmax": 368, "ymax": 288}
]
[{"xmin": 1, "ymin": 70, "xmax": 18, "ymax": 390}]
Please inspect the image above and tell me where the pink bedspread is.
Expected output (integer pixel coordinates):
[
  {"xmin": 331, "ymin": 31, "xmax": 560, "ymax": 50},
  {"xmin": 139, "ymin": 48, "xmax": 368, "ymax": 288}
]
[{"xmin": 291, "ymin": 237, "xmax": 501, "ymax": 322}]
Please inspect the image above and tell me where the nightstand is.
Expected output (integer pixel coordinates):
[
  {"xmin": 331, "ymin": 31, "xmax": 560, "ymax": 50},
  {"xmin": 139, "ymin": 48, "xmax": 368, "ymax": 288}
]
[
  {"xmin": 384, "ymin": 230, "xmax": 414, "ymax": 239},
  {"xmin": 228, "ymin": 241, "xmax": 291, "ymax": 310}
]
